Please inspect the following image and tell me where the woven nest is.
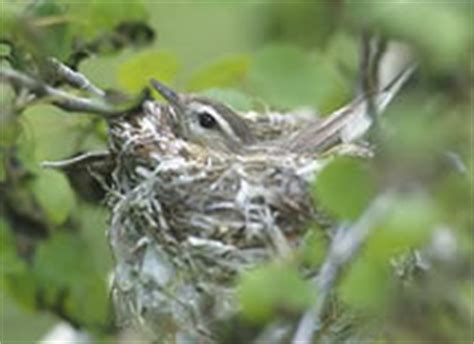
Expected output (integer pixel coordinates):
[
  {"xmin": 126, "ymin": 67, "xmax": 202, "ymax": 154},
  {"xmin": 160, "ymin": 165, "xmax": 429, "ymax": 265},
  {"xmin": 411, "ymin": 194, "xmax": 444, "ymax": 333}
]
[{"xmin": 105, "ymin": 100, "xmax": 344, "ymax": 341}]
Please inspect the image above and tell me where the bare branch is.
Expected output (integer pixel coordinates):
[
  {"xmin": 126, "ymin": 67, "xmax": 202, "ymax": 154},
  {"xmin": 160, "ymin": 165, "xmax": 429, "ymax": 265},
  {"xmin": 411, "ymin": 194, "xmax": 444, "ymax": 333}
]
[
  {"xmin": 0, "ymin": 67, "xmax": 127, "ymax": 117},
  {"xmin": 47, "ymin": 57, "xmax": 106, "ymax": 98},
  {"xmin": 292, "ymin": 194, "xmax": 393, "ymax": 344}
]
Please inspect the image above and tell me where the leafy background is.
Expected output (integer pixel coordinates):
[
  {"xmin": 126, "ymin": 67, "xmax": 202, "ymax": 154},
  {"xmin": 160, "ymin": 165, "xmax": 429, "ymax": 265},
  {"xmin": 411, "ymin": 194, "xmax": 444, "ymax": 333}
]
[{"xmin": 0, "ymin": 1, "xmax": 472, "ymax": 342}]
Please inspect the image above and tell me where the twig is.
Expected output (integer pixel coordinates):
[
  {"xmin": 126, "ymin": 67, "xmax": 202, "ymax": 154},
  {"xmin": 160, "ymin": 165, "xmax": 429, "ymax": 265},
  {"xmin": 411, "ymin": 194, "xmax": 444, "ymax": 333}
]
[
  {"xmin": 291, "ymin": 194, "xmax": 393, "ymax": 344},
  {"xmin": 41, "ymin": 150, "xmax": 110, "ymax": 169},
  {"xmin": 47, "ymin": 57, "xmax": 106, "ymax": 98},
  {"xmin": 0, "ymin": 67, "xmax": 123, "ymax": 117}
]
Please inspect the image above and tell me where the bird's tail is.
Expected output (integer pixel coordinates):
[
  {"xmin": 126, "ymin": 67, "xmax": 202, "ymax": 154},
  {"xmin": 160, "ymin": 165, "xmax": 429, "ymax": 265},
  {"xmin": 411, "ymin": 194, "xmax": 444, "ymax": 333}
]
[{"xmin": 288, "ymin": 40, "xmax": 416, "ymax": 153}]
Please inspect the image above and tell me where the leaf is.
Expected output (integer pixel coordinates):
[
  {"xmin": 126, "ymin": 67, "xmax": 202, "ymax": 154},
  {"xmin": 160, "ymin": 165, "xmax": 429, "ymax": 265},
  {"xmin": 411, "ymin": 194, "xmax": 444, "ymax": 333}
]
[
  {"xmin": 187, "ymin": 55, "xmax": 250, "ymax": 91},
  {"xmin": 237, "ymin": 262, "xmax": 314, "ymax": 323},
  {"xmin": 0, "ymin": 218, "xmax": 26, "ymax": 277},
  {"xmin": 313, "ymin": 157, "xmax": 376, "ymax": 220},
  {"xmin": 297, "ymin": 227, "xmax": 328, "ymax": 268},
  {"xmin": 199, "ymin": 88, "xmax": 253, "ymax": 112},
  {"xmin": 69, "ymin": 1, "xmax": 148, "ymax": 39},
  {"xmin": 248, "ymin": 45, "xmax": 346, "ymax": 111},
  {"xmin": 20, "ymin": 104, "xmax": 81, "ymax": 170},
  {"xmin": 3, "ymin": 272, "xmax": 37, "ymax": 311},
  {"xmin": 339, "ymin": 257, "xmax": 391, "ymax": 313},
  {"xmin": 32, "ymin": 169, "xmax": 75, "ymax": 225},
  {"xmin": 117, "ymin": 50, "xmax": 179, "ymax": 94},
  {"xmin": 0, "ymin": 114, "xmax": 21, "ymax": 148},
  {"xmin": 7, "ymin": 0, "xmax": 74, "ymax": 60},
  {"xmin": 348, "ymin": 3, "xmax": 470, "ymax": 70},
  {"xmin": 0, "ymin": 217, "xmax": 36, "ymax": 309},
  {"xmin": 0, "ymin": 84, "xmax": 20, "ymax": 148},
  {"xmin": 0, "ymin": 43, "xmax": 11, "ymax": 57},
  {"xmin": 0, "ymin": 2, "xmax": 24, "ymax": 39},
  {"xmin": 0, "ymin": 150, "xmax": 5, "ymax": 182},
  {"xmin": 367, "ymin": 194, "xmax": 437, "ymax": 259},
  {"xmin": 68, "ymin": 276, "xmax": 109, "ymax": 327},
  {"xmin": 33, "ymin": 231, "xmax": 109, "ymax": 326}
]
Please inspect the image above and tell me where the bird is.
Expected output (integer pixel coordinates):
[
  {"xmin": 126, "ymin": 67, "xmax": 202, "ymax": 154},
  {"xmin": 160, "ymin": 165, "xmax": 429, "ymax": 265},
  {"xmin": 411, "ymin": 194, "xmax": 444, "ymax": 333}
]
[{"xmin": 104, "ymin": 42, "xmax": 415, "ymax": 342}]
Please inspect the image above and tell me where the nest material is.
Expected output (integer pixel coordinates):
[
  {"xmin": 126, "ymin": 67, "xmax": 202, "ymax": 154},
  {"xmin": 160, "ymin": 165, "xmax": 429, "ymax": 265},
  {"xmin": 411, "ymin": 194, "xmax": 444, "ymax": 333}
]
[{"xmin": 106, "ymin": 101, "xmax": 341, "ymax": 341}]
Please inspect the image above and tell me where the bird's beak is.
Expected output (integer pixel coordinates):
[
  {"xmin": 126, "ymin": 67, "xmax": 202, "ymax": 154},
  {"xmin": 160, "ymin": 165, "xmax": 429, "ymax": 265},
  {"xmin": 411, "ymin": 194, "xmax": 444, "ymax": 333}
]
[{"xmin": 150, "ymin": 79, "xmax": 185, "ymax": 112}]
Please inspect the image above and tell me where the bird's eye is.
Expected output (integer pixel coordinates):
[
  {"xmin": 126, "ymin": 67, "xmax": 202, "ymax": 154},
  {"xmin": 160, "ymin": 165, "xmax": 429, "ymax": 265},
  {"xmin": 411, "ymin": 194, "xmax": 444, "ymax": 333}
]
[{"xmin": 198, "ymin": 111, "xmax": 217, "ymax": 129}]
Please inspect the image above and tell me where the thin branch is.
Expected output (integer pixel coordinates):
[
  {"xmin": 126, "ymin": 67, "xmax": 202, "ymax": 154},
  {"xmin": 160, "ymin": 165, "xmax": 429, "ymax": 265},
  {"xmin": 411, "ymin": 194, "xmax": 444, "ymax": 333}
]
[
  {"xmin": 47, "ymin": 57, "xmax": 106, "ymax": 98},
  {"xmin": 292, "ymin": 194, "xmax": 393, "ymax": 344},
  {"xmin": 0, "ymin": 67, "xmax": 125, "ymax": 117},
  {"xmin": 41, "ymin": 150, "xmax": 111, "ymax": 169}
]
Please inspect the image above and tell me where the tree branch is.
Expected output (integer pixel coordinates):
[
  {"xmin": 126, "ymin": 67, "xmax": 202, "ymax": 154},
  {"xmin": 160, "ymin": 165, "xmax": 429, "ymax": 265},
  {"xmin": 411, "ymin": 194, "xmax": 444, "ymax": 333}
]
[
  {"xmin": 292, "ymin": 194, "xmax": 393, "ymax": 344},
  {"xmin": 47, "ymin": 57, "xmax": 106, "ymax": 98},
  {"xmin": 0, "ymin": 67, "xmax": 131, "ymax": 117}
]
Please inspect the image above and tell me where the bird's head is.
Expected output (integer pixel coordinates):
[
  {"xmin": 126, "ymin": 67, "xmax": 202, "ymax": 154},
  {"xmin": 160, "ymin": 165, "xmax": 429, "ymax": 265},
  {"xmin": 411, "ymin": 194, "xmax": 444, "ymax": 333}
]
[{"xmin": 150, "ymin": 79, "xmax": 255, "ymax": 153}]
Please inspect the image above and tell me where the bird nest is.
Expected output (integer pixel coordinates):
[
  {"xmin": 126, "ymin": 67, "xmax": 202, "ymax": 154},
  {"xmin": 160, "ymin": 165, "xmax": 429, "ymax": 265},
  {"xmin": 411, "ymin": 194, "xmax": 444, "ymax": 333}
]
[{"xmin": 106, "ymin": 101, "xmax": 332, "ymax": 341}]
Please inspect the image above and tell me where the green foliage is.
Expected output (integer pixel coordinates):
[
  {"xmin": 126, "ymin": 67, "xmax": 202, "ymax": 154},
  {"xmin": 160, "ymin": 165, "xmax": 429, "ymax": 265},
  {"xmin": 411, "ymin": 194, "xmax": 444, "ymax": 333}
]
[
  {"xmin": 1, "ymin": 0, "xmax": 471, "ymax": 342},
  {"xmin": 118, "ymin": 50, "xmax": 179, "ymax": 95},
  {"xmin": 339, "ymin": 256, "xmax": 391, "ymax": 313},
  {"xmin": 26, "ymin": 0, "xmax": 73, "ymax": 59},
  {"xmin": 297, "ymin": 227, "xmax": 328, "ymax": 268},
  {"xmin": 1, "ymin": 218, "xmax": 37, "ymax": 310},
  {"xmin": 238, "ymin": 262, "xmax": 315, "ymax": 324},
  {"xmin": 348, "ymin": 3, "xmax": 471, "ymax": 70},
  {"xmin": 0, "ymin": 84, "xmax": 19, "ymax": 147},
  {"xmin": 0, "ymin": 151, "xmax": 5, "ymax": 182},
  {"xmin": 248, "ymin": 44, "xmax": 348, "ymax": 111},
  {"xmin": 313, "ymin": 157, "xmax": 376, "ymax": 220},
  {"xmin": 31, "ymin": 170, "xmax": 75, "ymax": 226},
  {"xmin": 368, "ymin": 195, "xmax": 437, "ymax": 259},
  {"xmin": 0, "ymin": 2, "xmax": 28, "ymax": 47},
  {"xmin": 199, "ymin": 88, "xmax": 253, "ymax": 112},
  {"xmin": 33, "ymin": 231, "xmax": 109, "ymax": 328},
  {"xmin": 0, "ymin": 218, "xmax": 27, "ymax": 280},
  {"xmin": 187, "ymin": 55, "xmax": 250, "ymax": 91},
  {"xmin": 68, "ymin": 0, "xmax": 148, "ymax": 39}
]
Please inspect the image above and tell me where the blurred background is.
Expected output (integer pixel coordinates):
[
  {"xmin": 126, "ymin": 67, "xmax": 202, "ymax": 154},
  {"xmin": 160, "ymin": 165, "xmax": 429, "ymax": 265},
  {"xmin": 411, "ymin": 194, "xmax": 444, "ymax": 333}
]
[{"xmin": 0, "ymin": 1, "xmax": 472, "ymax": 342}]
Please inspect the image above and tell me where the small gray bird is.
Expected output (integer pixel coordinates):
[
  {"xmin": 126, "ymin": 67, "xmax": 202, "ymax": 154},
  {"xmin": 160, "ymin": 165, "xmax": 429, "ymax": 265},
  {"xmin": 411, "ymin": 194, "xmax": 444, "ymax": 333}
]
[{"xmin": 105, "ymin": 42, "xmax": 414, "ymax": 342}]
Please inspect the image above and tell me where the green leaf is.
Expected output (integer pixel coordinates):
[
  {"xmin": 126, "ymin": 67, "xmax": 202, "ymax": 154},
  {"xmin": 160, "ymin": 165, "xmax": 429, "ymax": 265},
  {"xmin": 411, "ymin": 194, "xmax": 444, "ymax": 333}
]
[
  {"xmin": 0, "ymin": 114, "xmax": 21, "ymax": 148},
  {"xmin": 117, "ymin": 50, "xmax": 179, "ymax": 94},
  {"xmin": 187, "ymin": 55, "xmax": 250, "ymax": 91},
  {"xmin": 297, "ymin": 227, "xmax": 328, "ymax": 268},
  {"xmin": 248, "ymin": 45, "xmax": 346, "ymax": 111},
  {"xmin": 69, "ymin": 1, "xmax": 148, "ymax": 39},
  {"xmin": 0, "ymin": 150, "xmax": 5, "ymax": 182},
  {"xmin": 0, "ymin": 218, "xmax": 26, "ymax": 277},
  {"xmin": 348, "ymin": 3, "xmax": 470, "ymax": 70},
  {"xmin": 0, "ymin": 217, "xmax": 36, "ymax": 309},
  {"xmin": 0, "ymin": 43, "xmax": 11, "ymax": 57},
  {"xmin": 339, "ymin": 257, "xmax": 391, "ymax": 313},
  {"xmin": 27, "ymin": 0, "xmax": 73, "ymax": 60},
  {"xmin": 0, "ymin": 2, "xmax": 24, "ymax": 39},
  {"xmin": 33, "ymin": 231, "xmax": 109, "ymax": 326},
  {"xmin": 367, "ymin": 194, "xmax": 437, "ymax": 259},
  {"xmin": 68, "ymin": 276, "xmax": 109, "ymax": 327},
  {"xmin": 313, "ymin": 157, "xmax": 376, "ymax": 220},
  {"xmin": 199, "ymin": 88, "xmax": 253, "ymax": 112},
  {"xmin": 3, "ymin": 272, "xmax": 37, "ymax": 311},
  {"xmin": 0, "ymin": 83, "xmax": 20, "ymax": 148},
  {"xmin": 237, "ymin": 262, "xmax": 314, "ymax": 323},
  {"xmin": 19, "ymin": 104, "xmax": 95, "ymax": 173},
  {"xmin": 34, "ymin": 232, "xmax": 83, "ymax": 290},
  {"xmin": 32, "ymin": 169, "xmax": 75, "ymax": 225}
]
